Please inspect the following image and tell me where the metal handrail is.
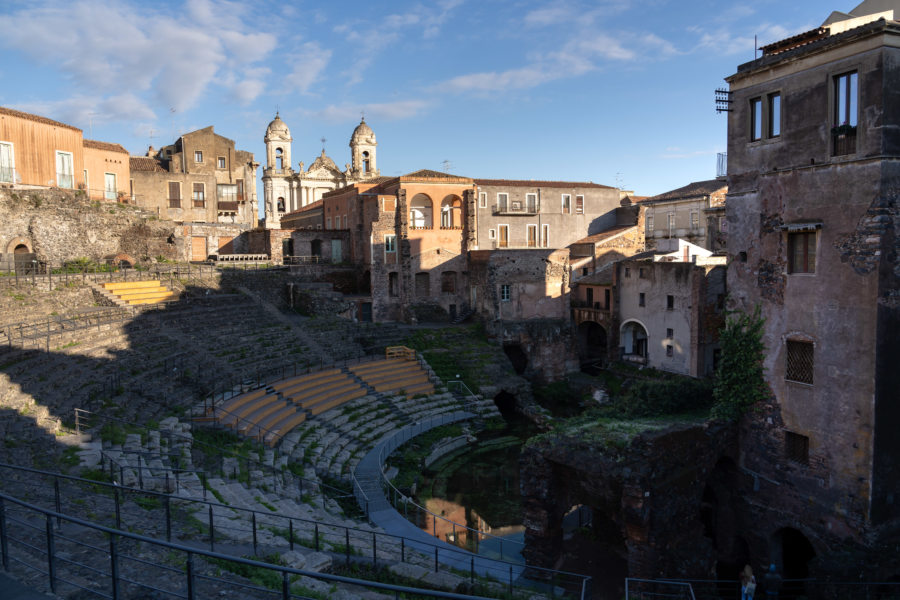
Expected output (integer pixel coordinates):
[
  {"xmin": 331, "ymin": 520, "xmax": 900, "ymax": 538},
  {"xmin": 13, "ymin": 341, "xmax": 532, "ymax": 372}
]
[
  {"xmin": 377, "ymin": 413, "xmax": 527, "ymax": 553},
  {"xmin": 0, "ymin": 490, "xmax": 502, "ymax": 600},
  {"xmin": 0, "ymin": 461, "xmax": 591, "ymax": 596}
]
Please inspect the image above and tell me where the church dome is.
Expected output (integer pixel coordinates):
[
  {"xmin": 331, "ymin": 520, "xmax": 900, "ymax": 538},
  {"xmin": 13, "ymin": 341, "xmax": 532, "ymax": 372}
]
[
  {"xmin": 350, "ymin": 118, "xmax": 375, "ymax": 145},
  {"xmin": 265, "ymin": 113, "xmax": 291, "ymax": 141}
]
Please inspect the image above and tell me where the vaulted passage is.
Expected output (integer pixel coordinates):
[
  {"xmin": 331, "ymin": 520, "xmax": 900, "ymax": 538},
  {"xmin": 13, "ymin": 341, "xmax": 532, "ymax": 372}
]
[{"xmin": 503, "ymin": 343, "xmax": 527, "ymax": 374}]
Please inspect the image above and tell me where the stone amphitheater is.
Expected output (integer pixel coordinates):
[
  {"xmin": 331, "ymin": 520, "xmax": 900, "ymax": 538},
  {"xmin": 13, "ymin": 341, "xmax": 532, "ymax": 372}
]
[{"xmin": 0, "ymin": 270, "xmax": 576, "ymax": 600}]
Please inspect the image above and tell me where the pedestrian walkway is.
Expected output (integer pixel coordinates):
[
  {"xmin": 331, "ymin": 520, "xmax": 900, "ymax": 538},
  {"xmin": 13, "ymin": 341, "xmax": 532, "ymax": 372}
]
[{"xmin": 353, "ymin": 411, "xmax": 527, "ymax": 583}]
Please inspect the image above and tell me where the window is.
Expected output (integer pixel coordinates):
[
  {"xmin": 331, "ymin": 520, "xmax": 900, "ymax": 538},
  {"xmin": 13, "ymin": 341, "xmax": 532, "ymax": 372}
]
[
  {"xmin": 497, "ymin": 193, "xmax": 509, "ymax": 212},
  {"xmin": 362, "ymin": 150, "xmax": 370, "ymax": 173},
  {"xmin": 0, "ymin": 142, "xmax": 14, "ymax": 183},
  {"xmin": 192, "ymin": 183, "xmax": 205, "ymax": 208},
  {"xmin": 168, "ymin": 182, "xmax": 182, "ymax": 207},
  {"xmin": 384, "ymin": 234, "xmax": 396, "ymax": 253},
  {"xmin": 541, "ymin": 224, "xmax": 549, "ymax": 248},
  {"xmin": 498, "ymin": 225, "xmax": 509, "ymax": 248},
  {"xmin": 666, "ymin": 328, "xmax": 674, "ymax": 338},
  {"xmin": 785, "ymin": 431, "xmax": 810, "ymax": 465},
  {"xmin": 441, "ymin": 271, "xmax": 456, "ymax": 293},
  {"xmin": 488, "ymin": 229, "xmax": 496, "ymax": 240},
  {"xmin": 326, "ymin": 217, "xmax": 332, "ymax": 229},
  {"xmin": 647, "ymin": 213, "xmax": 654, "ymax": 231},
  {"xmin": 786, "ymin": 340, "xmax": 814, "ymax": 384},
  {"xmin": 834, "ymin": 71, "xmax": 858, "ymax": 127},
  {"xmin": 343, "ymin": 215, "xmax": 348, "ymax": 229},
  {"xmin": 500, "ymin": 284, "xmax": 511, "ymax": 302},
  {"xmin": 638, "ymin": 293, "xmax": 645, "ymax": 307},
  {"xmin": 768, "ymin": 93, "xmax": 781, "ymax": 137},
  {"xmin": 217, "ymin": 156, "xmax": 226, "ymax": 169},
  {"xmin": 667, "ymin": 213, "xmax": 675, "ymax": 236},
  {"xmin": 690, "ymin": 211, "xmax": 699, "ymax": 228},
  {"xmin": 788, "ymin": 231, "xmax": 816, "ymax": 274},
  {"xmin": 638, "ymin": 267, "xmax": 646, "ymax": 278},
  {"xmin": 666, "ymin": 345, "xmax": 673, "ymax": 357},
  {"xmin": 582, "ymin": 267, "xmax": 589, "ymax": 277},
  {"xmin": 750, "ymin": 97, "xmax": 762, "ymax": 141},
  {"xmin": 277, "ymin": 197, "xmax": 285, "ymax": 212},
  {"xmin": 217, "ymin": 183, "xmax": 237, "ymax": 204},
  {"xmin": 84, "ymin": 169, "xmax": 89, "ymax": 193},
  {"xmin": 479, "ymin": 192, "xmax": 487, "ymax": 208},
  {"xmin": 624, "ymin": 267, "xmax": 631, "ymax": 277},
  {"xmin": 194, "ymin": 150, "xmax": 203, "ymax": 163},
  {"xmin": 55, "ymin": 151, "xmax": 74, "ymax": 188},
  {"xmin": 666, "ymin": 295, "xmax": 674, "ymax": 310},
  {"xmin": 236, "ymin": 179, "xmax": 244, "ymax": 202},
  {"xmin": 525, "ymin": 193, "xmax": 538, "ymax": 212},
  {"xmin": 561, "ymin": 194, "xmax": 571, "ymax": 214},
  {"xmin": 575, "ymin": 195, "xmax": 584, "ymax": 214},
  {"xmin": 526, "ymin": 224, "xmax": 537, "ymax": 247}
]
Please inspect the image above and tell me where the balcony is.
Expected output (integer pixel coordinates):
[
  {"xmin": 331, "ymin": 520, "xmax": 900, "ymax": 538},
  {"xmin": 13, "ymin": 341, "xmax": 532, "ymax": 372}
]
[
  {"xmin": 832, "ymin": 125, "xmax": 856, "ymax": 156},
  {"xmin": 217, "ymin": 201, "xmax": 239, "ymax": 213},
  {"xmin": 493, "ymin": 201, "xmax": 540, "ymax": 216}
]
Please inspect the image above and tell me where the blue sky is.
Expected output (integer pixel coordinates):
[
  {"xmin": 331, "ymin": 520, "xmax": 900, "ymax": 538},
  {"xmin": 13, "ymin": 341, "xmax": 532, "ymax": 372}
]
[{"xmin": 0, "ymin": 0, "xmax": 834, "ymax": 197}]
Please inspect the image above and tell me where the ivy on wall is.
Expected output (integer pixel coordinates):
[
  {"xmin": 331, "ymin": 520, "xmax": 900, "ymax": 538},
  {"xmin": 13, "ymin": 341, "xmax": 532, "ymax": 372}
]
[{"xmin": 712, "ymin": 305, "xmax": 769, "ymax": 420}]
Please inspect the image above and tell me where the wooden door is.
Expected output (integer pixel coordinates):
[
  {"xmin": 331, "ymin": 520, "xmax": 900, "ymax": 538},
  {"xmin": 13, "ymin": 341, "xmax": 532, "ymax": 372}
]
[
  {"xmin": 191, "ymin": 236, "xmax": 207, "ymax": 261},
  {"xmin": 218, "ymin": 236, "xmax": 234, "ymax": 254}
]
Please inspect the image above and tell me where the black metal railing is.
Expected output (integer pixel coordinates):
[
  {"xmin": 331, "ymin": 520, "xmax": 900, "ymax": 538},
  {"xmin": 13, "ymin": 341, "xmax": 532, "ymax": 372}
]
[
  {"xmin": 832, "ymin": 126, "xmax": 857, "ymax": 156},
  {"xmin": 0, "ymin": 489, "xmax": 510, "ymax": 600}
]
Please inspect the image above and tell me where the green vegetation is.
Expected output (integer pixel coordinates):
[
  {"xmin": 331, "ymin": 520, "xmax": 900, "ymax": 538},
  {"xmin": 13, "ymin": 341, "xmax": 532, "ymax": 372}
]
[
  {"xmin": 387, "ymin": 423, "xmax": 464, "ymax": 489},
  {"xmin": 403, "ymin": 324, "xmax": 498, "ymax": 392},
  {"xmin": 712, "ymin": 305, "xmax": 768, "ymax": 421},
  {"xmin": 133, "ymin": 494, "xmax": 163, "ymax": 511}
]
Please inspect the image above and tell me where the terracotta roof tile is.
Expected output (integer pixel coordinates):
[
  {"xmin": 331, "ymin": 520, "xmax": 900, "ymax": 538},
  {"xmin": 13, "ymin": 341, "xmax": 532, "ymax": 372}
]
[
  {"xmin": 401, "ymin": 169, "xmax": 473, "ymax": 182},
  {"xmin": 644, "ymin": 179, "xmax": 726, "ymax": 203},
  {"xmin": 474, "ymin": 178, "xmax": 615, "ymax": 189},
  {"xmin": 84, "ymin": 139, "xmax": 128, "ymax": 154},
  {"xmin": 0, "ymin": 106, "xmax": 81, "ymax": 132},
  {"xmin": 129, "ymin": 156, "xmax": 168, "ymax": 173}
]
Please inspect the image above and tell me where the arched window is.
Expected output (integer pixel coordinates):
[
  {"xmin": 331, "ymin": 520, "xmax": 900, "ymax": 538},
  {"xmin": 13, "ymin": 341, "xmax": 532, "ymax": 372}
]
[
  {"xmin": 362, "ymin": 151, "xmax": 370, "ymax": 173},
  {"xmin": 440, "ymin": 195, "xmax": 462, "ymax": 228},
  {"xmin": 276, "ymin": 148, "xmax": 283, "ymax": 170},
  {"xmin": 277, "ymin": 197, "xmax": 285, "ymax": 212},
  {"xmin": 409, "ymin": 194, "xmax": 433, "ymax": 229}
]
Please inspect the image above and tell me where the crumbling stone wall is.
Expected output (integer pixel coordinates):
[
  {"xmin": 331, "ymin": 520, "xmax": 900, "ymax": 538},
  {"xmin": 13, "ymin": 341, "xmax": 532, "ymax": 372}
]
[{"xmin": 0, "ymin": 188, "xmax": 178, "ymax": 264}]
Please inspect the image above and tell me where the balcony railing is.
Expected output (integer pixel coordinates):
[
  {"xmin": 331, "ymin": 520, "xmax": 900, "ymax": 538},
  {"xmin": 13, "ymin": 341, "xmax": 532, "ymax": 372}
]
[
  {"xmin": 493, "ymin": 202, "xmax": 540, "ymax": 215},
  {"xmin": 217, "ymin": 201, "xmax": 239, "ymax": 212},
  {"xmin": 832, "ymin": 126, "xmax": 857, "ymax": 156}
]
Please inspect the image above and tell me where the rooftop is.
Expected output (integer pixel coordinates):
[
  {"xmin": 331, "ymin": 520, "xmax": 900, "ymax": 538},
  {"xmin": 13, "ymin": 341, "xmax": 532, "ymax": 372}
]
[
  {"xmin": 643, "ymin": 179, "xmax": 726, "ymax": 203},
  {"xmin": 84, "ymin": 139, "xmax": 128, "ymax": 154},
  {"xmin": 572, "ymin": 225, "xmax": 637, "ymax": 245},
  {"xmin": 129, "ymin": 156, "xmax": 168, "ymax": 173},
  {"xmin": 0, "ymin": 106, "xmax": 81, "ymax": 132},
  {"xmin": 474, "ymin": 178, "xmax": 614, "ymax": 189}
]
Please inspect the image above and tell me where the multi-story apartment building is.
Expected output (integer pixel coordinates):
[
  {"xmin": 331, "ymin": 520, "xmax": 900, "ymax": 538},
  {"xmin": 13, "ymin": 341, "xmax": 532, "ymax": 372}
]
[
  {"xmin": 129, "ymin": 127, "xmax": 258, "ymax": 260},
  {"xmin": 642, "ymin": 179, "xmax": 726, "ymax": 251},
  {"xmin": 472, "ymin": 179, "xmax": 623, "ymax": 250},
  {"xmin": 725, "ymin": 2, "xmax": 900, "ymax": 580}
]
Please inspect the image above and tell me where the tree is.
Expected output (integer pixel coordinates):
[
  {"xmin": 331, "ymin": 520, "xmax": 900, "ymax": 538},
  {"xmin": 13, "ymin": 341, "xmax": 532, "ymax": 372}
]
[{"xmin": 712, "ymin": 305, "xmax": 768, "ymax": 420}]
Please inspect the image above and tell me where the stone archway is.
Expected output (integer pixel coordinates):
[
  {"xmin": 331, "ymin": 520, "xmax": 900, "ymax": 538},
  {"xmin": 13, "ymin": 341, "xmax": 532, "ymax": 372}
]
[
  {"xmin": 5, "ymin": 236, "xmax": 32, "ymax": 255},
  {"xmin": 620, "ymin": 319, "xmax": 649, "ymax": 361},
  {"xmin": 577, "ymin": 321, "xmax": 607, "ymax": 366}
]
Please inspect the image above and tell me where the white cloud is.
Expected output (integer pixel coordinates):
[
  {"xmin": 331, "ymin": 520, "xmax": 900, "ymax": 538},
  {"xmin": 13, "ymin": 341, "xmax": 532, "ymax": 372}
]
[
  {"xmin": 309, "ymin": 100, "xmax": 430, "ymax": 123},
  {"xmin": 0, "ymin": 0, "xmax": 277, "ymax": 118},
  {"xmin": 286, "ymin": 42, "xmax": 333, "ymax": 94},
  {"xmin": 690, "ymin": 22, "xmax": 808, "ymax": 56}
]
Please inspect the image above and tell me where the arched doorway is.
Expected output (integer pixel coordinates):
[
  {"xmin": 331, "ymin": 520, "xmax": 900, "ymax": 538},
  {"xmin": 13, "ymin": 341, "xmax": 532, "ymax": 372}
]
[
  {"xmin": 577, "ymin": 321, "xmax": 607, "ymax": 366},
  {"xmin": 772, "ymin": 527, "xmax": 816, "ymax": 580},
  {"xmin": 13, "ymin": 244, "xmax": 29, "ymax": 254},
  {"xmin": 503, "ymin": 343, "xmax": 527, "ymax": 375},
  {"xmin": 620, "ymin": 320, "xmax": 648, "ymax": 361},
  {"xmin": 493, "ymin": 391, "xmax": 516, "ymax": 419}
]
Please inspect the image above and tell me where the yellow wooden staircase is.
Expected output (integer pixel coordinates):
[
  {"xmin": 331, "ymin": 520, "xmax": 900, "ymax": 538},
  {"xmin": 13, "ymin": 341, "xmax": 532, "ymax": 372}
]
[{"xmin": 102, "ymin": 280, "xmax": 176, "ymax": 305}]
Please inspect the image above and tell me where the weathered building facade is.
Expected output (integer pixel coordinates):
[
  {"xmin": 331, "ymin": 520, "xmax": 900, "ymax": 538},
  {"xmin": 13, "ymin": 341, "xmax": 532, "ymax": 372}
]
[
  {"xmin": 472, "ymin": 179, "xmax": 624, "ymax": 250},
  {"xmin": 725, "ymin": 3, "xmax": 900, "ymax": 580},
  {"xmin": 642, "ymin": 179, "xmax": 727, "ymax": 252}
]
